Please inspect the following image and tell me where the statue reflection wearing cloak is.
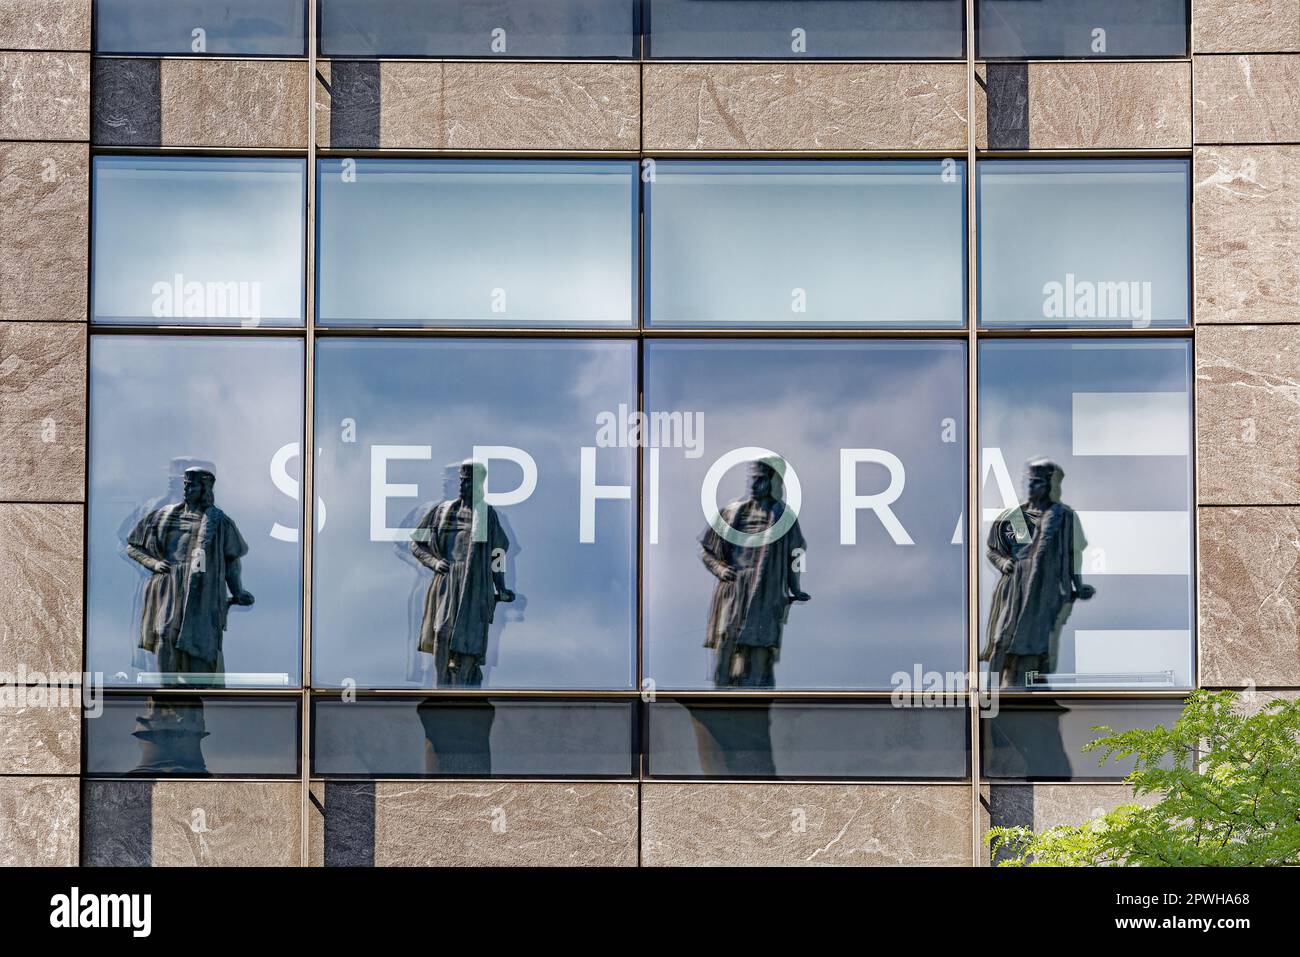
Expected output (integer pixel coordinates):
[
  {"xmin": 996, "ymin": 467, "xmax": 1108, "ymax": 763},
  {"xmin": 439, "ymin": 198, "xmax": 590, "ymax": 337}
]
[
  {"xmin": 699, "ymin": 459, "xmax": 810, "ymax": 689},
  {"xmin": 410, "ymin": 460, "xmax": 516, "ymax": 688},
  {"xmin": 981, "ymin": 458, "xmax": 1095, "ymax": 689}
]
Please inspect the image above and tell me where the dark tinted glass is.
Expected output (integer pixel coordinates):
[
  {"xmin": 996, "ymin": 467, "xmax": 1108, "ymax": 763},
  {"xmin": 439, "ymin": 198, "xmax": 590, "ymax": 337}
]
[
  {"xmin": 646, "ymin": 160, "xmax": 966, "ymax": 328},
  {"xmin": 95, "ymin": 0, "xmax": 307, "ymax": 56},
  {"xmin": 978, "ymin": 160, "xmax": 1190, "ymax": 329},
  {"xmin": 86, "ymin": 336, "xmax": 305, "ymax": 688},
  {"xmin": 978, "ymin": 0, "xmax": 1187, "ymax": 58},
  {"xmin": 647, "ymin": 0, "xmax": 965, "ymax": 59},
  {"xmin": 643, "ymin": 340, "xmax": 967, "ymax": 691},
  {"xmin": 978, "ymin": 340, "xmax": 1194, "ymax": 691},
  {"xmin": 316, "ymin": 160, "xmax": 637, "ymax": 328},
  {"xmin": 93, "ymin": 157, "xmax": 306, "ymax": 327},
  {"xmin": 311, "ymin": 338, "xmax": 637, "ymax": 690},
  {"xmin": 312, "ymin": 698, "xmax": 635, "ymax": 777},
  {"xmin": 983, "ymin": 699, "xmax": 1185, "ymax": 779},
  {"xmin": 648, "ymin": 699, "xmax": 969, "ymax": 778},
  {"xmin": 85, "ymin": 695, "xmax": 300, "ymax": 777},
  {"xmin": 320, "ymin": 0, "xmax": 636, "ymax": 58}
]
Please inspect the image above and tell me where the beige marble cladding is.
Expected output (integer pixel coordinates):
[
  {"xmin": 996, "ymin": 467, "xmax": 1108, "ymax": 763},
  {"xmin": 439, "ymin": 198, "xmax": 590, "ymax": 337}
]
[
  {"xmin": 1195, "ymin": 146, "xmax": 1300, "ymax": 323},
  {"xmin": 1196, "ymin": 325, "xmax": 1300, "ymax": 504},
  {"xmin": 160, "ymin": 59, "xmax": 308, "ymax": 149},
  {"xmin": 0, "ymin": 142, "xmax": 87, "ymax": 323},
  {"xmin": 0, "ymin": 775, "xmax": 77, "ymax": 865},
  {"xmin": 642, "ymin": 63, "xmax": 967, "ymax": 152},
  {"xmin": 1195, "ymin": 55, "xmax": 1300, "ymax": 143},
  {"xmin": 641, "ymin": 783, "xmax": 971, "ymax": 866},
  {"xmin": 0, "ymin": 51, "xmax": 88, "ymax": 140},
  {"xmin": 0, "ymin": 322, "xmax": 85, "ymax": 502},
  {"xmin": 83, "ymin": 780, "xmax": 301, "ymax": 866},
  {"xmin": 1193, "ymin": 0, "xmax": 1300, "ymax": 53},
  {"xmin": 0, "ymin": 504, "xmax": 82, "ymax": 675},
  {"xmin": 0, "ymin": 699, "xmax": 78, "ymax": 774},
  {"xmin": 315, "ymin": 781, "xmax": 638, "ymax": 866},
  {"xmin": 1199, "ymin": 507, "xmax": 1300, "ymax": 687},
  {"xmin": 0, "ymin": 0, "xmax": 90, "ymax": 51},
  {"xmin": 376, "ymin": 61, "xmax": 639, "ymax": 151}
]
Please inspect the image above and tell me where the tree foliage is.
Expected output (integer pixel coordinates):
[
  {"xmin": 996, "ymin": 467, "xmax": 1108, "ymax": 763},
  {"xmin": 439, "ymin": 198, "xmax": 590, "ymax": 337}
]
[{"xmin": 986, "ymin": 690, "xmax": 1300, "ymax": 866}]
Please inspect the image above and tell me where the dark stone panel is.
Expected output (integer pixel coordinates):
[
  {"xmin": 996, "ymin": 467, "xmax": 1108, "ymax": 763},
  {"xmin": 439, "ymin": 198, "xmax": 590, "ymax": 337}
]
[
  {"xmin": 92, "ymin": 57, "xmax": 161, "ymax": 146},
  {"xmin": 321, "ymin": 781, "xmax": 376, "ymax": 866},
  {"xmin": 984, "ymin": 62, "xmax": 1029, "ymax": 150},
  {"xmin": 328, "ymin": 60, "xmax": 380, "ymax": 150},
  {"xmin": 82, "ymin": 779, "xmax": 154, "ymax": 866}
]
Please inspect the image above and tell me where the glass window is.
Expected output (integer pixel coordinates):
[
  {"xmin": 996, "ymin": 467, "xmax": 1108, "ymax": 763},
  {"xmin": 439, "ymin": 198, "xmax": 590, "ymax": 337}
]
[
  {"xmin": 94, "ymin": 0, "xmax": 307, "ymax": 56},
  {"xmin": 978, "ymin": 160, "xmax": 1190, "ymax": 329},
  {"xmin": 643, "ymin": 340, "xmax": 968, "ymax": 691},
  {"xmin": 319, "ymin": 0, "xmax": 637, "ymax": 58},
  {"xmin": 316, "ymin": 160, "xmax": 637, "ymax": 328},
  {"xmin": 648, "ymin": 699, "xmax": 968, "ymax": 779},
  {"xmin": 86, "ymin": 336, "xmax": 305, "ymax": 688},
  {"xmin": 312, "ymin": 698, "xmax": 635, "ymax": 777},
  {"xmin": 646, "ymin": 161, "xmax": 966, "ymax": 329},
  {"xmin": 983, "ymin": 699, "xmax": 1185, "ymax": 779},
  {"xmin": 977, "ymin": 0, "xmax": 1188, "ymax": 58},
  {"xmin": 311, "ymin": 338, "xmax": 637, "ymax": 690},
  {"xmin": 93, "ymin": 157, "xmax": 306, "ymax": 327},
  {"xmin": 647, "ymin": 0, "xmax": 965, "ymax": 59},
  {"xmin": 978, "ymin": 340, "xmax": 1194, "ymax": 691},
  {"xmin": 85, "ymin": 695, "xmax": 300, "ymax": 777}
]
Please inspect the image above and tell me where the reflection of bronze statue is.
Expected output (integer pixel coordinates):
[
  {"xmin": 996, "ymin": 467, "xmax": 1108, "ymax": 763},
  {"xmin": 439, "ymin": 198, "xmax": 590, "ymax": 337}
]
[
  {"xmin": 700, "ymin": 459, "xmax": 810, "ymax": 689},
  {"xmin": 129, "ymin": 695, "xmax": 210, "ymax": 776},
  {"xmin": 125, "ymin": 467, "xmax": 254, "ymax": 684},
  {"xmin": 982, "ymin": 458, "xmax": 1095, "ymax": 688},
  {"xmin": 417, "ymin": 698, "xmax": 496, "ymax": 775},
  {"xmin": 411, "ymin": 461, "xmax": 516, "ymax": 688}
]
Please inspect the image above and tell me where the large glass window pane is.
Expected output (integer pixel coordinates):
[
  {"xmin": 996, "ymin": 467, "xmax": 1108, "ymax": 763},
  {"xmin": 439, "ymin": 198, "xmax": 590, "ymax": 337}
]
[
  {"xmin": 978, "ymin": 159, "xmax": 1190, "ymax": 329},
  {"xmin": 643, "ymin": 340, "xmax": 967, "ymax": 691},
  {"xmin": 86, "ymin": 336, "xmax": 305, "ymax": 688},
  {"xmin": 647, "ymin": 0, "xmax": 965, "ymax": 59},
  {"xmin": 93, "ymin": 157, "xmax": 306, "ymax": 327},
  {"xmin": 978, "ymin": 340, "xmax": 1194, "ymax": 691},
  {"xmin": 312, "ymin": 339, "xmax": 637, "ymax": 689},
  {"xmin": 320, "ymin": 0, "xmax": 636, "ymax": 58},
  {"xmin": 977, "ymin": 0, "xmax": 1187, "ymax": 58},
  {"xmin": 316, "ymin": 160, "xmax": 637, "ymax": 328},
  {"xmin": 648, "ymin": 699, "xmax": 968, "ymax": 779},
  {"xmin": 983, "ymin": 699, "xmax": 1185, "ymax": 779},
  {"xmin": 312, "ymin": 698, "xmax": 635, "ymax": 777},
  {"xmin": 95, "ymin": 0, "xmax": 307, "ymax": 56},
  {"xmin": 85, "ymin": 695, "xmax": 300, "ymax": 777},
  {"xmin": 646, "ymin": 161, "xmax": 966, "ymax": 328}
]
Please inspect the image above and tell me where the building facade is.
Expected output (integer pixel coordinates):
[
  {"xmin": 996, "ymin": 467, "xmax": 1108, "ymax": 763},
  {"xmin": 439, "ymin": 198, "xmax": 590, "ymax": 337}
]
[{"xmin": 0, "ymin": 0, "xmax": 1297, "ymax": 866}]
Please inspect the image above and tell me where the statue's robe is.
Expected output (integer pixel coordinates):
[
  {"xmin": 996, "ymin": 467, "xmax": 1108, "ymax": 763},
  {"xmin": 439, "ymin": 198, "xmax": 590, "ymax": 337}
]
[
  {"xmin": 126, "ymin": 503, "xmax": 248, "ymax": 676},
  {"xmin": 982, "ymin": 501, "xmax": 1086, "ymax": 682},
  {"xmin": 700, "ymin": 499, "xmax": 806, "ymax": 687},
  {"xmin": 411, "ymin": 499, "xmax": 509, "ymax": 686}
]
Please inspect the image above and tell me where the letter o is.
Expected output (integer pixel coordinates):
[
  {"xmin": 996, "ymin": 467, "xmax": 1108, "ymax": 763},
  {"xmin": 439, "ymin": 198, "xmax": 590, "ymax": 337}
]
[{"xmin": 700, "ymin": 446, "xmax": 802, "ymax": 548}]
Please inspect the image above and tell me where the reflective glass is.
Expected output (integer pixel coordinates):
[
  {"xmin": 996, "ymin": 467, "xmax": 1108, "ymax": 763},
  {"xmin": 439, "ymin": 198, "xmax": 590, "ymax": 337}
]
[
  {"xmin": 316, "ymin": 159, "xmax": 637, "ymax": 328},
  {"xmin": 95, "ymin": 0, "xmax": 307, "ymax": 55},
  {"xmin": 86, "ymin": 336, "xmax": 305, "ymax": 688},
  {"xmin": 93, "ymin": 157, "xmax": 306, "ymax": 327},
  {"xmin": 312, "ymin": 338, "xmax": 637, "ymax": 689},
  {"xmin": 978, "ymin": 0, "xmax": 1187, "ymax": 58},
  {"xmin": 978, "ymin": 340, "xmax": 1194, "ymax": 691},
  {"xmin": 643, "ymin": 340, "xmax": 968, "ymax": 690},
  {"xmin": 646, "ymin": 161, "xmax": 966, "ymax": 328}
]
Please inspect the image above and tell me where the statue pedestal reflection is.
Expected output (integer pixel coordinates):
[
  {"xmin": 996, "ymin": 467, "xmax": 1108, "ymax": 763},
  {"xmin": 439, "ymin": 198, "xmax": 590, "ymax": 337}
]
[{"xmin": 129, "ymin": 695, "xmax": 211, "ymax": 776}]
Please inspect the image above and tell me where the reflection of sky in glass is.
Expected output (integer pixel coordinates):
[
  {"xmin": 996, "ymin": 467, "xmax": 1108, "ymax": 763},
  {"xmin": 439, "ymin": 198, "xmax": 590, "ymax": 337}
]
[
  {"xmin": 312, "ymin": 339, "xmax": 636, "ymax": 689},
  {"xmin": 978, "ymin": 0, "xmax": 1187, "ymax": 57},
  {"xmin": 648, "ymin": 0, "xmax": 965, "ymax": 58},
  {"xmin": 93, "ymin": 157, "xmax": 305, "ymax": 325},
  {"xmin": 647, "ymin": 161, "xmax": 966, "ymax": 327},
  {"xmin": 87, "ymin": 337, "xmax": 304, "ymax": 686},
  {"xmin": 320, "ymin": 0, "xmax": 636, "ymax": 57},
  {"xmin": 979, "ymin": 340, "xmax": 1194, "ymax": 688},
  {"xmin": 95, "ymin": 0, "xmax": 307, "ymax": 55},
  {"xmin": 979, "ymin": 160, "xmax": 1189, "ymax": 327},
  {"xmin": 316, "ymin": 160, "xmax": 637, "ymax": 327},
  {"xmin": 644, "ymin": 341, "xmax": 967, "ymax": 690},
  {"xmin": 86, "ymin": 696, "xmax": 300, "ymax": 776}
]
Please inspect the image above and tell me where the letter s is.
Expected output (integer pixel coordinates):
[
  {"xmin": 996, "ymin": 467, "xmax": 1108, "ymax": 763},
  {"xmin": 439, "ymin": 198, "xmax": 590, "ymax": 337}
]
[{"xmin": 270, "ymin": 442, "xmax": 326, "ymax": 541}]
